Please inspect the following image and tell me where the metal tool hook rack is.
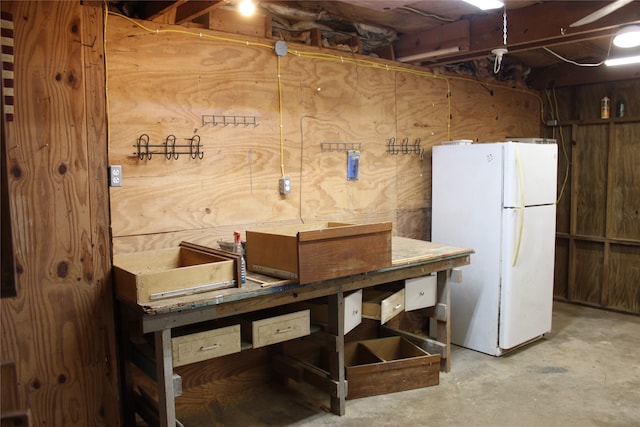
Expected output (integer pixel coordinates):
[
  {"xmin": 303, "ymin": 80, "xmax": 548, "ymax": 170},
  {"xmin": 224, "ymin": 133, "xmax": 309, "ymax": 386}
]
[
  {"xmin": 386, "ymin": 137, "xmax": 424, "ymax": 159},
  {"xmin": 134, "ymin": 134, "xmax": 204, "ymax": 160},
  {"xmin": 202, "ymin": 115, "xmax": 258, "ymax": 127},
  {"xmin": 320, "ymin": 142, "xmax": 362, "ymax": 152}
]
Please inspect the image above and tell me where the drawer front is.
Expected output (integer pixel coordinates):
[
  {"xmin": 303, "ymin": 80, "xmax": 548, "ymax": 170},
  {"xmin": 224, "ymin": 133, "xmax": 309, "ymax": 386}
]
[
  {"xmin": 405, "ymin": 275, "xmax": 437, "ymax": 311},
  {"xmin": 172, "ymin": 325, "xmax": 241, "ymax": 367},
  {"xmin": 252, "ymin": 310, "xmax": 310, "ymax": 348},
  {"xmin": 380, "ymin": 289, "xmax": 405, "ymax": 324},
  {"xmin": 344, "ymin": 290, "xmax": 363, "ymax": 334}
]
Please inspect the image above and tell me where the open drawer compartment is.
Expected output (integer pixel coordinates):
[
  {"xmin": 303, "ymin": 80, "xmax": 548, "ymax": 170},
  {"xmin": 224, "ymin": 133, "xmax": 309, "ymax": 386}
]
[
  {"xmin": 113, "ymin": 246, "xmax": 236, "ymax": 305},
  {"xmin": 344, "ymin": 336, "xmax": 440, "ymax": 399}
]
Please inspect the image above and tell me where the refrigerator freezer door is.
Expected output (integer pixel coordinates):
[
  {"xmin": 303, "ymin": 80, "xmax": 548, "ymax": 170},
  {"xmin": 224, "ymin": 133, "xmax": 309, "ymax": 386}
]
[
  {"xmin": 499, "ymin": 204, "xmax": 556, "ymax": 351},
  {"xmin": 503, "ymin": 143, "xmax": 558, "ymax": 208}
]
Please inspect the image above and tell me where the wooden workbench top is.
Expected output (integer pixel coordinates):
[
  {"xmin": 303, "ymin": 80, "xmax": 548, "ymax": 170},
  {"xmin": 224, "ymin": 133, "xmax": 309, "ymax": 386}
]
[{"xmin": 134, "ymin": 237, "xmax": 472, "ymax": 316}]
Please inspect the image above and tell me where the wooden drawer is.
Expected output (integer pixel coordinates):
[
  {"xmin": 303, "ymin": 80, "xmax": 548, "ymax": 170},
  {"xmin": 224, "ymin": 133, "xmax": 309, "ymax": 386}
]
[
  {"xmin": 244, "ymin": 310, "xmax": 310, "ymax": 348},
  {"xmin": 305, "ymin": 290, "xmax": 363, "ymax": 334},
  {"xmin": 171, "ymin": 325, "xmax": 241, "ymax": 367},
  {"xmin": 113, "ymin": 247, "xmax": 236, "ymax": 304},
  {"xmin": 245, "ymin": 222, "xmax": 392, "ymax": 284},
  {"xmin": 362, "ymin": 289, "xmax": 405, "ymax": 324},
  {"xmin": 344, "ymin": 336, "xmax": 440, "ymax": 399},
  {"xmin": 405, "ymin": 274, "xmax": 437, "ymax": 311},
  {"xmin": 344, "ymin": 289, "xmax": 363, "ymax": 334}
]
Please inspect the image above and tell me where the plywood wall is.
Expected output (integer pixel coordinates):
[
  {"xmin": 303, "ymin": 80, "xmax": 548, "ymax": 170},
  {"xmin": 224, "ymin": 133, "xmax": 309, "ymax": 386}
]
[
  {"xmin": 106, "ymin": 13, "xmax": 542, "ymax": 254},
  {"xmin": 1, "ymin": 2, "xmax": 118, "ymax": 426}
]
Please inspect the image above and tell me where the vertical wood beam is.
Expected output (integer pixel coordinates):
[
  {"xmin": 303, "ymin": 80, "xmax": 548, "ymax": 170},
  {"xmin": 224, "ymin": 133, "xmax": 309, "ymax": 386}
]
[
  {"xmin": 155, "ymin": 328, "xmax": 176, "ymax": 427},
  {"xmin": 327, "ymin": 291, "xmax": 346, "ymax": 415},
  {"xmin": 567, "ymin": 124, "xmax": 579, "ymax": 301},
  {"xmin": 436, "ymin": 270, "xmax": 451, "ymax": 372},
  {"xmin": 602, "ymin": 121, "xmax": 616, "ymax": 307}
]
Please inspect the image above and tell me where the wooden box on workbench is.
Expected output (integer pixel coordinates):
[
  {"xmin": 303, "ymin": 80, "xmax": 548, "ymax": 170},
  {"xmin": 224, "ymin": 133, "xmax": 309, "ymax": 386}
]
[
  {"xmin": 245, "ymin": 222, "xmax": 392, "ymax": 285},
  {"xmin": 113, "ymin": 247, "xmax": 236, "ymax": 305},
  {"xmin": 344, "ymin": 336, "xmax": 440, "ymax": 399}
]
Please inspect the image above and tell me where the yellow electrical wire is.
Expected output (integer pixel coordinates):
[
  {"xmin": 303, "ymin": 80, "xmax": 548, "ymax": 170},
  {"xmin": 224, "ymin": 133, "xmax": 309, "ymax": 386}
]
[
  {"xmin": 108, "ymin": 11, "xmax": 273, "ymax": 49},
  {"xmin": 105, "ymin": 10, "xmax": 546, "ymax": 168},
  {"xmin": 277, "ymin": 55, "xmax": 285, "ymax": 178}
]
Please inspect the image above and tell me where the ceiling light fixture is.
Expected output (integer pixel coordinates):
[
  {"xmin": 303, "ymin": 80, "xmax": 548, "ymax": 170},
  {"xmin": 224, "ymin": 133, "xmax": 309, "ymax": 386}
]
[
  {"xmin": 238, "ymin": 0, "xmax": 255, "ymax": 17},
  {"xmin": 462, "ymin": 0, "xmax": 504, "ymax": 11},
  {"xmin": 605, "ymin": 55, "xmax": 640, "ymax": 67},
  {"xmin": 613, "ymin": 25, "xmax": 640, "ymax": 48}
]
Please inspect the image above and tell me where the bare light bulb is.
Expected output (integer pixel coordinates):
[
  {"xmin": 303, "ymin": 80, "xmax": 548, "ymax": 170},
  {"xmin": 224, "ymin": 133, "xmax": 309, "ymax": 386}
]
[{"xmin": 239, "ymin": 0, "xmax": 255, "ymax": 16}]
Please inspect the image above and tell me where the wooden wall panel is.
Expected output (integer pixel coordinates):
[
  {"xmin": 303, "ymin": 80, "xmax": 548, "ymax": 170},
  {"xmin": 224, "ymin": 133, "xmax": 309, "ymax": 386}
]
[
  {"xmin": 574, "ymin": 124, "xmax": 608, "ymax": 237},
  {"xmin": 553, "ymin": 239, "xmax": 569, "ymax": 299},
  {"xmin": 571, "ymin": 241, "xmax": 603, "ymax": 305},
  {"xmin": 610, "ymin": 123, "xmax": 640, "ymax": 240},
  {"xmin": 572, "ymin": 82, "xmax": 609, "ymax": 121},
  {"xmin": 608, "ymin": 244, "xmax": 640, "ymax": 312},
  {"xmin": 0, "ymin": 2, "xmax": 117, "ymax": 426},
  {"xmin": 106, "ymin": 15, "xmax": 542, "ymax": 254},
  {"xmin": 546, "ymin": 81, "xmax": 640, "ymax": 314}
]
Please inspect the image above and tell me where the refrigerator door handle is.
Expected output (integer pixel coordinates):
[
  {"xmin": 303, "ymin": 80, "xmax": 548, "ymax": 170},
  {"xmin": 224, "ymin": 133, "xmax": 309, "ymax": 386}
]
[{"xmin": 512, "ymin": 149, "xmax": 525, "ymax": 266}]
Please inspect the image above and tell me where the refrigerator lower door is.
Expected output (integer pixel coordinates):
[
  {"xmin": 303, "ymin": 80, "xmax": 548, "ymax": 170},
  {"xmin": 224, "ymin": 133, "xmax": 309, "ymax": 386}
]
[{"xmin": 499, "ymin": 204, "xmax": 556, "ymax": 352}]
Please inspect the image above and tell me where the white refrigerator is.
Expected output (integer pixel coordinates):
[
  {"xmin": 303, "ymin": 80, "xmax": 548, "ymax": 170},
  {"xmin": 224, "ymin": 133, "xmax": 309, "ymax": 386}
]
[{"xmin": 432, "ymin": 141, "xmax": 558, "ymax": 356}]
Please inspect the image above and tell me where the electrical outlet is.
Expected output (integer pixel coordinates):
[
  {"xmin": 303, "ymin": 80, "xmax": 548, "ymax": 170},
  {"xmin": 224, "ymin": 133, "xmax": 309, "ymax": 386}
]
[
  {"xmin": 279, "ymin": 176, "xmax": 291, "ymax": 195},
  {"xmin": 109, "ymin": 165, "xmax": 122, "ymax": 187}
]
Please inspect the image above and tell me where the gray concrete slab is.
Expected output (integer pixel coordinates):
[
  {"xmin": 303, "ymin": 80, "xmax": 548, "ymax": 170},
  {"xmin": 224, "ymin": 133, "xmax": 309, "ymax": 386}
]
[{"xmin": 176, "ymin": 302, "xmax": 640, "ymax": 426}]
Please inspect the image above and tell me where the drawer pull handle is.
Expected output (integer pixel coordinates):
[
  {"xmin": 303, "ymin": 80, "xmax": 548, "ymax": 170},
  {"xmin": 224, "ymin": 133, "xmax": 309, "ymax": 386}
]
[
  {"xmin": 276, "ymin": 326, "xmax": 293, "ymax": 334},
  {"xmin": 353, "ymin": 309, "xmax": 359, "ymax": 315},
  {"xmin": 419, "ymin": 291, "xmax": 425, "ymax": 296},
  {"xmin": 394, "ymin": 304, "xmax": 402, "ymax": 310},
  {"xmin": 199, "ymin": 344, "xmax": 221, "ymax": 352}
]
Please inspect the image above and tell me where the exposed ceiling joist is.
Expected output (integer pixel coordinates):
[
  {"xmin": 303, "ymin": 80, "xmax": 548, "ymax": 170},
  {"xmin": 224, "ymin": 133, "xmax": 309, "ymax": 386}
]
[
  {"xmin": 394, "ymin": 1, "xmax": 640, "ymax": 67},
  {"xmin": 174, "ymin": 0, "xmax": 229, "ymax": 24}
]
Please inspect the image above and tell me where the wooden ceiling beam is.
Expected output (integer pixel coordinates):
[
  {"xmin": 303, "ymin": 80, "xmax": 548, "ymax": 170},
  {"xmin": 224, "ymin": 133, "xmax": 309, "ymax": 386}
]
[
  {"xmin": 134, "ymin": 1, "xmax": 187, "ymax": 21},
  {"xmin": 175, "ymin": 1, "xmax": 230, "ymax": 24},
  {"xmin": 528, "ymin": 62, "xmax": 640, "ymax": 89},
  {"xmin": 394, "ymin": 20, "xmax": 470, "ymax": 61},
  {"xmin": 394, "ymin": 1, "xmax": 640, "ymax": 66}
]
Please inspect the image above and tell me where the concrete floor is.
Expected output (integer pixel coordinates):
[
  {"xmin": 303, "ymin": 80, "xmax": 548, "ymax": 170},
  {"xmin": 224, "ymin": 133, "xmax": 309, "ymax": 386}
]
[{"xmin": 178, "ymin": 302, "xmax": 640, "ymax": 426}]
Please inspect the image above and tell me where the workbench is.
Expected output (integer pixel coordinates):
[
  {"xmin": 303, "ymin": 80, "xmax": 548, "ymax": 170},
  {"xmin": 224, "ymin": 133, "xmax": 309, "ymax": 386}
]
[{"xmin": 116, "ymin": 237, "xmax": 472, "ymax": 427}]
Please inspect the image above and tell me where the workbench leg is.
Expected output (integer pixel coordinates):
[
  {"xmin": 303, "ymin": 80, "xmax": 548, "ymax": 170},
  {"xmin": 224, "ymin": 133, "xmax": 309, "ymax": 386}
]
[
  {"xmin": 155, "ymin": 329, "xmax": 176, "ymax": 427},
  {"xmin": 327, "ymin": 291, "xmax": 346, "ymax": 415},
  {"xmin": 436, "ymin": 270, "xmax": 451, "ymax": 372}
]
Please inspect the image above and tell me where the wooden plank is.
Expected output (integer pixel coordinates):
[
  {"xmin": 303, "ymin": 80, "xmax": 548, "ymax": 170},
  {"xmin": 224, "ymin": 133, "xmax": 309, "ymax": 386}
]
[
  {"xmin": 571, "ymin": 241, "xmax": 604, "ymax": 305},
  {"xmin": 175, "ymin": 1, "xmax": 227, "ymax": 24},
  {"xmin": 1, "ymin": 2, "xmax": 116, "ymax": 426},
  {"xmin": 574, "ymin": 124, "xmax": 609, "ymax": 236},
  {"xmin": 608, "ymin": 244, "xmax": 640, "ymax": 313},
  {"xmin": 155, "ymin": 329, "xmax": 177, "ymax": 427},
  {"xmin": 327, "ymin": 292, "xmax": 346, "ymax": 415},
  {"xmin": 394, "ymin": 20, "xmax": 470, "ymax": 61},
  {"xmin": 204, "ymin": 7, "xmax": 271, "ymax": 38},
  {"xmin": 553, "ymin": 238, "xmax": 570, "ymax": 300},
  {"xmin": 610, "ymin": 122, "xmax": 640, "ymax": 240}
]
